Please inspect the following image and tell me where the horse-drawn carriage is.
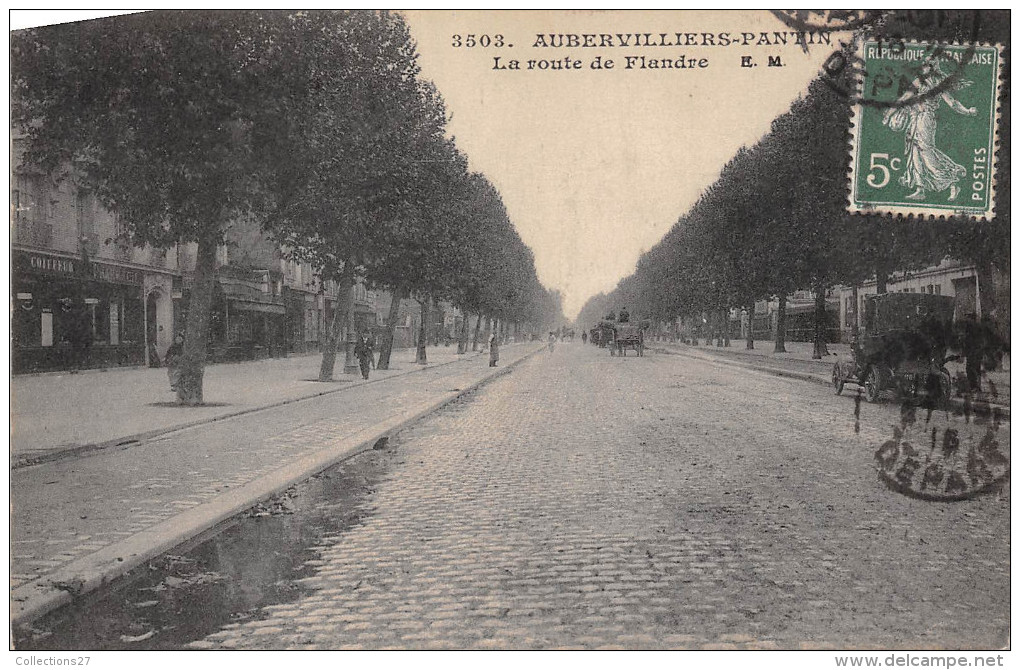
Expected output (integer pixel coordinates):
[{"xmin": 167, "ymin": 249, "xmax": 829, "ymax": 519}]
[
  {"xmin": 609, "ymin": 323, "xmax": 645, "ymax": 356},
  {"xmin": 832, "ymin": 293, "xmax": 956, "ymax": 405},
  {"xmin": 597, "ymin": 319, "xmax": 647, "ymax": 357}
]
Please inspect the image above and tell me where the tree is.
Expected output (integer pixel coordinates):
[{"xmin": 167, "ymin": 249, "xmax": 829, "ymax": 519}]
[
  {"xmin": 11, "ymin": 11, "xmax": 315, "ymax": 404},
  {"xmin": 261, "ymin": 11, "xmax": 447, "ymax": 380}
]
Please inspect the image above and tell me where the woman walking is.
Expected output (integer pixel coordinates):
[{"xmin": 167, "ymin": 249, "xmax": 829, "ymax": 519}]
[
  {"xmin": 165, "ymin": 333, "xmax": 184, "ymax": 392},
  {"xmin": 488, "ymin": 332, "xmax": 500, "ymax": 367}
]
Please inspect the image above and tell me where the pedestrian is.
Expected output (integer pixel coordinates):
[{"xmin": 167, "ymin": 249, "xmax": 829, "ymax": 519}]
[
  {"xmin": 165, "ymin": 332, "xmax": 184, "ymax": 392},
  {"xmin": 355, "ymin": 333, "xmax": 373, "ymax": 380},
  {"xmin": 581, "ymin": 330, "xmax": 588, "ymax": 345},
  {"xmin": 488, "ymin": 332, "xmax": 500, "ymax": 367},
  {"xmin": 548, "ymin": 331, "xmax": 556, "ymax": 353},
  {"xmin": 148, "ymin": 341, "xmax": 162, "ymax": 368}
]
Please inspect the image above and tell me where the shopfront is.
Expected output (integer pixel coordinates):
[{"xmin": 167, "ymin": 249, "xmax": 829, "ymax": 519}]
[
  {"xmin": 12, "ymin": 250, "xmax": 146, "ymax": 373},
  {"xmin": 213, "ymin": 274, "xmax": 288, "ymax": 360}
]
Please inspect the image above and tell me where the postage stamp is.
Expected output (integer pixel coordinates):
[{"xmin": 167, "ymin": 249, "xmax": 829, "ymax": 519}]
[{"xmin": 848, "ymin": 41, "xmax": 1003, "ymax": 219}]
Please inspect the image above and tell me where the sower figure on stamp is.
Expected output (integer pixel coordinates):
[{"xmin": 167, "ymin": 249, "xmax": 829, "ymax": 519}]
[{"xmin": 882, "ymin": 59, "xmax": 976, "ymax": 202}]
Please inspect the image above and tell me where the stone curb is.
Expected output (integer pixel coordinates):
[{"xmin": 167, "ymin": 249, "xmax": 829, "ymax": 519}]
[
  {"xmin": 655, "ymin": 345, "xmax": 1010, "ymax": 420},
  {"xmin": 10, "ymin": 343, "xmax": 546, "ymax": 629},
  {"xmin": 13, "ymin": 347, "xmax": 507, "ymax": 470}
]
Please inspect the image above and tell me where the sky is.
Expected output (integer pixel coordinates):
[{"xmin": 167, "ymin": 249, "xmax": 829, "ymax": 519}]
[
  {"xmin": 10, "ymin": 10, "xmax": 850, "ymax": 321},
  {"xmin": 403, "ymin": 10, "xmax": 850, "ymax": 319}
]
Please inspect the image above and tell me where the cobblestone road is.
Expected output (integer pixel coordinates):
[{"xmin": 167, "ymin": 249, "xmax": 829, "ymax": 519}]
[
  {"xmin": 190, "ymin": 342, "xmax": 1009, "ymax": 650},
  {"xmin": 11, "ymin": 346, "xmax": 535, "ymax": 591}
]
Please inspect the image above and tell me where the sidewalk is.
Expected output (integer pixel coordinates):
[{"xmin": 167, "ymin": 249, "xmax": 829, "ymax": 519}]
[
  {"xmin": 12, "ymin": 344, "xmax": 498, "ymax": 467},
  {"xmin": 655, "ymin": 338, "xmax": 1010, "ymax": 413},
  {"xmin": 12, "ymin": 341, "xmax": 546, "ymax": 626}
]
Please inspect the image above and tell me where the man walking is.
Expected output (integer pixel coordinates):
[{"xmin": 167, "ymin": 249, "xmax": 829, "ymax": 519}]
[{"xmin": 355, "ymin": 334, "xmax": 374, "ymax": 380}]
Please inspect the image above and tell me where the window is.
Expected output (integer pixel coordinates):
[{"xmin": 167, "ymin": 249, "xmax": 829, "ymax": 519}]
[
  {"xmin": 109, "ymin": 300, "xmax": 121, "ymax": 345},
  {"xmin": 935, "ymin": 285, "xmax": 941, "ymax": 295},
  {"xmin": 76, "ymin": 190, "xmax": 99, "ymax": 255},
  {"xmin": 41, "ymin": 311, "xmax": 53, "ymax": 347},
  {"xmin": 14, "ymin": 175, "xmax": 53, "ymax": 246}
]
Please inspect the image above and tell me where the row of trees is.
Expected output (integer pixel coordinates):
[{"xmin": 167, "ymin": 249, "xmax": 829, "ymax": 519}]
[
  {"xmin": 578, "ymin": 16, "xmax": 1008, "ymax": 357},
  {"xmin": 12, "ymin": 10, "xmax": 563, "ymax": 404}
]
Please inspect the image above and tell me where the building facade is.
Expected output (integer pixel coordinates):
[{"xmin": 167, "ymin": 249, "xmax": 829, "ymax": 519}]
[
  {"xmin": 11, "ymin": 146, "xmax": 369, "ymax": 373},
  {"xmin": 11, "ymin": 163, "xmax": 187, "ymax": 373},
  {"xmin": 835, "ymin": 259, "xmax": 1006, "ymax": 341}
]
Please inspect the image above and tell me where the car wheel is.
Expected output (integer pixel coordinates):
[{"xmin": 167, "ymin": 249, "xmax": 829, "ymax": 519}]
[
  {"xmin": 864, "ymin": 366, "xmax": 882, "ymax": 403},
  {"xmin": 832, "ymin": 364, "xmax": 844, "ymax": 395}
]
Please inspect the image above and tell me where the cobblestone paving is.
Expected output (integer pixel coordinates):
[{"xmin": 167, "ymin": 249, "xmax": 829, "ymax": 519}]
[
  {"xmin": 11, "ymin": 346, "xmax": 538, "ymax": 590},
  {"xmin": 190, "ymin": 343, "xmax": 1010, "ymax": 650}
]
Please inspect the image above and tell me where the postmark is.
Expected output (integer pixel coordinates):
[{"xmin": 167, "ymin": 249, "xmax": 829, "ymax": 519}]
[
  {"xmin": 848, "ymin": 41, "xmax": 1003, "ymax": 219},
  {"xmin": 874, "ymin": 398, "xmax": 1009, "ymax": 502},
  {"xmin": 771, "ymin": 10, "xmax": 983, "ymax": 107}
]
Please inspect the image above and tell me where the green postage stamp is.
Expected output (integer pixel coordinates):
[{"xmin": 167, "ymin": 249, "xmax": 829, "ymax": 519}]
[{"xmin": 849, "ymin": 41, "xmax": 1003, "ymax": 219}]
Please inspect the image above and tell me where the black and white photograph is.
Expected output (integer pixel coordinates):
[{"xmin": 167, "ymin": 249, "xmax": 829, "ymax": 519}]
[{"xmin": 8, "ymin": 8, "xmax": 1011, "ymax": 665}]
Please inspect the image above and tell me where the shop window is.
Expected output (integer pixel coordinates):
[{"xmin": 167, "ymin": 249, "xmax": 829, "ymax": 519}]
[
  {"xmin": 85, "ymin": 298, "xmax": 111, "ymax": 344},
  {"xmin": 109, "ymin": 300, "xmax": 121, "ymax": 345},
  {"xmin": 934, "ymin": 285, "xmax": 941, "ymax": 295},
  {"xmin": 122, "ymin": 296, "xmax": 143, "ymax": 344},
  {"xmin": 41, "ymin": 310, "xmax": 54, "ymax": 347},
  {"xmin": 14, "ymin": 293, "xmax": 41, "ymax": 347}
]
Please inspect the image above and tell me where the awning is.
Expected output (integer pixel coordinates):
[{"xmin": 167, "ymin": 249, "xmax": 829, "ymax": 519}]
[
  {"xmin": 785, "ymin": 300, "xmax": 838, "ymax": 316},
  {"xmin": 230, "ymin": 301, "xmax": 285, "ymax": 315}
]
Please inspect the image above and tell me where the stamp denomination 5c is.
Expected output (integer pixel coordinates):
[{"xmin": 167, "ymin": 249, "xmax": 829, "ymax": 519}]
[{"xmin": 849, "ymin": 41, "xmax": 1003, "ymax": 219}]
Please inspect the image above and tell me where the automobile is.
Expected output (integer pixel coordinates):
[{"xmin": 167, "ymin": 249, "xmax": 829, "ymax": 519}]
[{"xmin": 832, "ymin": 293, "xmax": 956, "ymax": 405}]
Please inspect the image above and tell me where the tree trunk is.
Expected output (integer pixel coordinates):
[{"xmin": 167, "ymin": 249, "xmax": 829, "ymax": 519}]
[
  {"xmin": 318, "ymin": 300, "xmax": 343, "ymax": 382},
  {"xmin": 722, "ymin": 308, "xmax": 731, "ymax": 347},
  {"xmin": 342, "ymin": 268, "xmax": 358, "ymax": 375},
  {"xmin": 714, "ymin": 310, "xmax": 723, "ymax": 347},
  {"xmin": 457, "ymin": 309, "xmax": 470, "ymax": 354},
  {"xmin": 745, "ymin": 305, "xmax": 754, "ymax": 349},
  {"xmin": 415, "ymin": 296, "xmax": 430, "ymax": 364},
  {"xmin": 376, "ymin": 285, "xmax": 406, "ymax": 370},
  {"xmin": 318, "ymin": 263, "xmax": 354, "ymax": 381},
  {"xmin": 851, "ymin": 284, "xmax": 860, "ymax": 341},
  {"xmin": 975, "ymin": 259, "xmax": 997, "ymax": 321},
  {"xmin": 875, "ymin": 258, "xmax": 889, "ymax": 295},
  {"xmin": 812, "ymin": 280, "xmax": 830, "ymax": 359},
  {"xmin": 176, "ymin": 232, "xmax": 218, "ymax": 405},
  {"xmin": 774, "ymin": 291, "xmax": 788, "ymax": 353},
  {"xmin": 472, "ymin": 312, "xmax": 483, "ymax": 351}
]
